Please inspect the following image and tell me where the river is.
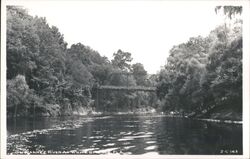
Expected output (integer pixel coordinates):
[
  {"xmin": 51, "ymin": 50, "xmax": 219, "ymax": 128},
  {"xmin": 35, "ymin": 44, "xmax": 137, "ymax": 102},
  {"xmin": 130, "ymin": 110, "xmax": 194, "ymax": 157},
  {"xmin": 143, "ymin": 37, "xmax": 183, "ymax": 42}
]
[{"xmin": 7, "ymin": 114, "xmax": 242, "ymax": 155}]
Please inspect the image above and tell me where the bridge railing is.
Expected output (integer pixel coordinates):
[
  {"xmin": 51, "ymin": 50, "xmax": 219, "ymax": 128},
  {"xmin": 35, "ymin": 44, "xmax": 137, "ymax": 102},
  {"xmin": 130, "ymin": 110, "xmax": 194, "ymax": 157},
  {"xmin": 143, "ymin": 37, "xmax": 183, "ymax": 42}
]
[{"xmin": 98, "ymin": 85, "xmax": 156, "ymax": 92}]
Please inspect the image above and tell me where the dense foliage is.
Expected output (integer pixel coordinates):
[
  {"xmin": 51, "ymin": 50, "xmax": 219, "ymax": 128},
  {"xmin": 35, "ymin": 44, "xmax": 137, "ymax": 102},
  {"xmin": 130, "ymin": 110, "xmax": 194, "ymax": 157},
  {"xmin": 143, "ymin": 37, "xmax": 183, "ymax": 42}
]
[
  {"xmin": 156, "ymin": 6, "xmax": 242, "ymax": 119},
  {"xmin": 7, "ymin": 6, "xmax": 242, "ymax": 120},
  {"xmin": 7, "ymin": 6, "xmax": 156, "ymax": 117}
]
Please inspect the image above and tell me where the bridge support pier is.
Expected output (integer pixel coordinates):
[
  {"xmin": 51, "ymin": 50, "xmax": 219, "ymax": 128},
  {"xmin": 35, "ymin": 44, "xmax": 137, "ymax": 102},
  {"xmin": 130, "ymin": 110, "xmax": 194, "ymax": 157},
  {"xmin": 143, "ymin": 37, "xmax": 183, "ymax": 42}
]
[{"xmin": 96, "ymin": 89, "xmax": 99, "ymax": 111}]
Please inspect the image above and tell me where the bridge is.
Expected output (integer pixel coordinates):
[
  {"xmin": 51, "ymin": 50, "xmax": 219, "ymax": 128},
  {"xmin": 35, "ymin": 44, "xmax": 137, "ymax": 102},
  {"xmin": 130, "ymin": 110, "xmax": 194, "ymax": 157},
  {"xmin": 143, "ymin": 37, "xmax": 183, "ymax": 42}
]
[
  {"xmin": 94, "ymin": 72, "xmax": 157, "ymax": 110},
  {"xmin": 98, "ymin": 85, "xmax": 156, "ymax": 92}
]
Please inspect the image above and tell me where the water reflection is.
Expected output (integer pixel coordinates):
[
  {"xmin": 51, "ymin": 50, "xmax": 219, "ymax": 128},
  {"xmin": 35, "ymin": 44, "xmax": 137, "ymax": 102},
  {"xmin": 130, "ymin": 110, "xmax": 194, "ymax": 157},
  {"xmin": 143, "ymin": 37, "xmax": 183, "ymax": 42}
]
[{"xmin": 7, "ymin": 115, "xmax": 242, "ymax": 155}]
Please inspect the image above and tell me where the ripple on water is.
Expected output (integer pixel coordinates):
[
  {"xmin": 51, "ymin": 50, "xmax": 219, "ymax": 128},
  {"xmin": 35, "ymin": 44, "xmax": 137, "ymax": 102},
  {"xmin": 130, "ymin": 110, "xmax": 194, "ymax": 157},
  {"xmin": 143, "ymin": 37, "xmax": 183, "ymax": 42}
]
[
  {"xmin": 118, "ymin": 133, "xmax": 152, "ymax": 141},
  {"xmin": 146, "ymin": 141, "xmax": 156, "ymax": 144},
  {"xmin": 124, "ymin": 132, "xmax": 132, "ymax": 135},
  {"xmin": 89, "ymin": 136, "xmax": 103, "ymax": 139},
  {"xmin": 123, "ymin": 145, "xmax": 136, "ymax": 150},
  {"xmin": 108, "ymin": 136, "xmax": 117, "ymax": 139},
  {"xmin": 144, "ymin": 120, "xmax": 152, "ymax": 124},
  {"xmin": 134, "ymin": 134, "xmax": 152, "ymax": 138},
  {"xmin": 103, "ymin": 143, "xmax": 115, "ymax": 147},
  {"xmin": 134, "ymin": 132, "xmax": 145, "ymax": 135},
  {"xmin": 123, "ymin": 121, "xmax": 140, "ymax": 123},
  {"xmin": 118, "ymin": 138, "xmax": 134, "ymax": 141},
  {"xmin": 121, "ymin": 142, "xmax": 131, "ymax": 145},
  {"xmin": 119, "ymin": 132, "xmax": 126, "ymax": 135},
  {"xmin": 145, "ymin": 145, "xmax": 157, "ymax": 151},
  {"xmin": 125, "ymin": 125, "xmax": 137, "ymax": 128},
  {"xmin": 145, "ymin": 132, "xmax": 154, "ymax": 135}
]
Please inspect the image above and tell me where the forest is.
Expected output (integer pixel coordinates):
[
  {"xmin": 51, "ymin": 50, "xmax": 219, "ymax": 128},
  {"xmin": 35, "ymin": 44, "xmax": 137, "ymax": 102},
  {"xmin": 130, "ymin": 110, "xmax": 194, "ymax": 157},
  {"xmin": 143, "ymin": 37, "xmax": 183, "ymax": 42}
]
[{"xmin": 7, "ymin": 6, "xmax": 242, "ymax": 121}]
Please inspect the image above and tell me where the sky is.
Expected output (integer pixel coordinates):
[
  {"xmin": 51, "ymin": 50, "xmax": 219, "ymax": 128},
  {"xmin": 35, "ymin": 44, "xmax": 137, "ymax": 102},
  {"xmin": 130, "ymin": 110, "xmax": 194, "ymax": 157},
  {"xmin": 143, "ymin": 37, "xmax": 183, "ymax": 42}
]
[{"xmin": 20, "ymin": 1, "xmax": 225, "ymax": 74}]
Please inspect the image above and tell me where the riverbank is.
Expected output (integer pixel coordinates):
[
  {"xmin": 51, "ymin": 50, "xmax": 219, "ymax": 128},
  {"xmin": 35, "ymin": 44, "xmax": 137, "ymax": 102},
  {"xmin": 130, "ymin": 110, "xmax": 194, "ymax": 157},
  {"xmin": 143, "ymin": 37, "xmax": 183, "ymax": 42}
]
[
  {"xmin": 193, "ymin": 106, "xmax": 242, "ymax": 123},
  {"xmin": 196, "ymin": 118, "xmax": 242, "ymax": 124},
  {"xmin": 7, "ymin": 105, "xmax": 242, "ymax": 125},
  {"xmin": 187, "ymin": 105, "xmax": 242, "ymax": 124},
  {"xmin": 87, "ymin": 110, "xmax": 243, "ymax": 125}
]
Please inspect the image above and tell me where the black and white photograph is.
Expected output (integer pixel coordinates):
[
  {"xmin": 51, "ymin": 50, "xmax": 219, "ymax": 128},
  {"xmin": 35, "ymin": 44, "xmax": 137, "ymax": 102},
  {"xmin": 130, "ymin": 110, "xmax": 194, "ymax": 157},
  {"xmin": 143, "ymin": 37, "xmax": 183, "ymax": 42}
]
[{"xmin": 1, "ymin": 0, "xmax": 250, "ymax": 158}]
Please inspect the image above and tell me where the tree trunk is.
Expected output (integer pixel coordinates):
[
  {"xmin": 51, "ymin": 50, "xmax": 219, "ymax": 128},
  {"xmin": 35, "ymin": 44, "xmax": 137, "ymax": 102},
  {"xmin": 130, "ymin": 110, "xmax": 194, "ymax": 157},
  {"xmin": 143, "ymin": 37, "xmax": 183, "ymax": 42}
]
[
  {"xmin": 33, "ymin": 102, "xmax": 36, "ymax": 117},
  {"xmin": 14, "ymin": 104, "xmax": 18, "ymax": 118}
]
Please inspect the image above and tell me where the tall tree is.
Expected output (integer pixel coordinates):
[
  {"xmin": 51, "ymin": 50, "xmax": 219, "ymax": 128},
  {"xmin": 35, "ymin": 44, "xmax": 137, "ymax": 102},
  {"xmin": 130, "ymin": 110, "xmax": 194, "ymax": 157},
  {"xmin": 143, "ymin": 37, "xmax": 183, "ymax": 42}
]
[
  {"xmin": 157, "ymin": 36, "xmax": 210, "ymax": 112},
  {"xmin": 156, "ymin": 6, "xmax": 242, "ymax": 117},
  {"xmin": 131, "ymin": 63, "xmax": 147, "ymax": 86},
  {"xmin": 111, "ymin": 49, "xmax": 133, "ymax": 71}
]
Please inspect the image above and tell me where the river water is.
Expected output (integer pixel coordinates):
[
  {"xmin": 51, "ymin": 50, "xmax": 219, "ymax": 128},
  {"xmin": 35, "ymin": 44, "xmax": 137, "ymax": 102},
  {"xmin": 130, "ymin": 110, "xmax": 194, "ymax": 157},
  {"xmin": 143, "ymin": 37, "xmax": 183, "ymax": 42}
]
[{"xmin": 7, "ymin": 115, "xmax": 242, "ymax": 155}]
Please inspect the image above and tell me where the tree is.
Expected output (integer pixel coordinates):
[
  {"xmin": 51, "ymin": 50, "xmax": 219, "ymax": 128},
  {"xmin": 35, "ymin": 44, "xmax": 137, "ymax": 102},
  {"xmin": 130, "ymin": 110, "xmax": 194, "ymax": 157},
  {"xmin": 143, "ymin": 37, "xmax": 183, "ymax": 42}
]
[
  {"xmin": 7, "ymin": 6, "xmax": 39, "ymax": 80},
  {"xmin": 67, "ymin": 43, "xmax": 111, "ymax": 85},
  {"xmin": 7, "ymin": 75, "xmax": 30, "ymax": 117},
  {"xmin": 215, "ymin": 6, "xmax": 242, "ymax": 19},
  {"xmin": 157, "ymin": 36, "xmax": 210, "ymax": 113},
  {"xmin": 131, "ymin": 63, "xmax": 147, "ymax": 86},
  {"xmin": 111, "ymin": 49, "xmax": 133, "ymax": 71},
  {"xmin": 203, "ymin": 23, "xmax": 242, "ymax": 112},
  {"xmin": 7, "ymin": 7, "xmax": 68, "ymax": 116},
  {"xmin": 156, "ymin": 8, "xmax": 242, "ymax": 117}
]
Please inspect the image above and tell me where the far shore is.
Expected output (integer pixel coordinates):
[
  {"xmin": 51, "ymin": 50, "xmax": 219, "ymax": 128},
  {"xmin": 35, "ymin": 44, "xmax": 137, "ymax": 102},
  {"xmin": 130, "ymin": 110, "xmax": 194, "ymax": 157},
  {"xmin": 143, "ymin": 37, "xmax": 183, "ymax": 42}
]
[{"xmin": 8, "ymin": 110, "xmax": 242, "ymax": 125}]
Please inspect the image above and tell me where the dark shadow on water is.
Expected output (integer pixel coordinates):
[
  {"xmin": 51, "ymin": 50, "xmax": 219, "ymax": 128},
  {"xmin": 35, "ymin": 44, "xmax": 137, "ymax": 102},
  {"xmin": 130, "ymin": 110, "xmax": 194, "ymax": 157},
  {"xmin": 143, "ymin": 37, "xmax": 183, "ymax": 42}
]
[{"xmin": 154, "ymin": 117, "xmax": 242, "ymax": 154}]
